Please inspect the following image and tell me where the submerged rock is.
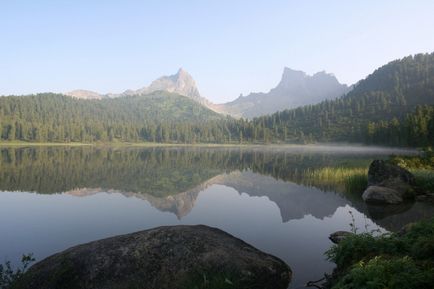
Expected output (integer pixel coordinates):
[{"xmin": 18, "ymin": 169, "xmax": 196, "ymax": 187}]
[
  {"xmin": 329, "ymin": 231, "xmax": 354, "ymax": 244},
  {"xmin": 363, "ymin": 160, "xmax": 416, "ymax": 204},
  {"xmin": 14, "ymin": 225, "xmax": 291, "ymax": 289}
]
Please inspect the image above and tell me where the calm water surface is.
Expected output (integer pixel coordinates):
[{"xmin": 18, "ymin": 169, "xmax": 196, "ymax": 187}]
[{"xmin": 0, "ymin": 145, "xmax": 433, "ymax": 288}]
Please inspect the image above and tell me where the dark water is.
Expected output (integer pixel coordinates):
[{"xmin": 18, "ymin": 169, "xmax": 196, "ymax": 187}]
[{"xmin": 0, "ymin": 145, "xmax": 433, "ymax": 288}]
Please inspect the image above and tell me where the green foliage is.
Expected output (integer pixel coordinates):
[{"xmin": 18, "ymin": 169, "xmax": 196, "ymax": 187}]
[
  {"xmin": 325, "ymin": 233, "xmax": 400, "ymax": 269},
  {"xmin": 390, "ymin": 148, "xmax": 434, "ymax": 170},
  {"xmin": 303, "ymin": 167, "xmax": 368, "ymax": 194},
  {"xmin": 412, "ymin": 169, "xmax": 434, "ymax": 192},
  {"xmin": 254, "ymin": 53, "xmax": 434, "ymax": 146},
  {"xmin": 332, "ymin": 256, "xmax": 434, "ymax": 289},
  {"xmin": 0, "ymin": 91, "xmax": 250, "ymax": 144},
  {"xmin": 1, "ymin": 54, "xmax": 434, "ymax": 146},
  {"xmin": 0, "ymin": 146, "xmax": 385, "ymax": 196},
  {"xmin": 326, "ymin": 218, "xmax": 434, "ymax": 289},
  {"xmin": 0, "ymin": 254, "xmax": 35, "ymax": 289},
  {"xmin": 390, "ymin": 149, "xmax": 434, "ymax": 191}
]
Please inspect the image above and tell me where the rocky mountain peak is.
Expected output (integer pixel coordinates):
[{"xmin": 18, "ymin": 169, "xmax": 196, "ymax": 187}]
[
  {"xmin": 145, "ymin": 68, "xmax": 202, "ymax": 101},
  {"xmin": 221, "ymin": 67, "xmax": 350, "ymax": 118}
]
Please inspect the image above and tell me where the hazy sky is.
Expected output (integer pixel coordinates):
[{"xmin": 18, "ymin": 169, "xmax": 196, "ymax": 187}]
[{"xmin": 1, "ymin": 0, "xmax": 434, "ymax": 103}]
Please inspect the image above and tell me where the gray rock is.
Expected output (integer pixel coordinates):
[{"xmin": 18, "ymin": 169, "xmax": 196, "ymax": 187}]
[
  {"xmin": 362, "ymin": 186, "xmax": 404, "ymax": 204},
  {"xmin": 329, "ymin": 231, "xmax": 354, "ymax": 244},
  {"xmin": 14, "ymin": 225, "xmax": 291, "ymax": 289},
  {"xmin": 368, "ymin": 160, "xmax": 415, "ymax": 187},
  {"xmin": 363, "ymin": 160, "xmax": 417, "ymax": 204}
]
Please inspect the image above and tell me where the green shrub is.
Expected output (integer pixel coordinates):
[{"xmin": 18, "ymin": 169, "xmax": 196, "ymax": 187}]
[
  {"xmin": 332, "ymin": 256, "xmax": 434, "ymax": 289},
  {"xmin": 325, "ymin": 233, "xmax": 404, "ymax": 269},
  {"xmin": 412, "ymin": 169, "xmax": 434, "ymax": 192},
  {"xmin": 327, "ymin": 218, "xmax": 434, "ymax": 289},
  {"xmin": 390, "ymin": 148, "xmax": 434, "ymax": 170},
  {"xmin": 0, "ymin": 254, "xmax": 34, "ymax": 289}
]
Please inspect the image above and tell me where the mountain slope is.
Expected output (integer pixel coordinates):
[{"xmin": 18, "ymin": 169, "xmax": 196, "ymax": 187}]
[
  {"xmin": 66, "ymin": 68, "xmax": 216, "ymax": 109},
  {"xmin": 0, "ymin": 91, "xmax": 229, "ymax": 143},
  {"xmin": 221, "ymin": 68, "xmax": 349, "ymax": 118},
  {"xmin": 118, "ymin": 68, "xmax": 206, "ymax": 103},
  {"xmin": 254, "ymin": 52, "xmax": 434, "ymax": 144}
]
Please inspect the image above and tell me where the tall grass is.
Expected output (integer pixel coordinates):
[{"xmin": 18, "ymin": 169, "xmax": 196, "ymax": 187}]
[
  {"xmin": 303, "ymin": 167, "xmax": 368, "ymax": 194},
  {"xmin": 411, "ymin": 169, "xmax": 434, "ymax": 192}
]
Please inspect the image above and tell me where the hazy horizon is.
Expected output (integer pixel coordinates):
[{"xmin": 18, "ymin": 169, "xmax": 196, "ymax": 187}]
[{"xmin": 2, "ymin": 0, "xmax": 434, "ymax": 102}]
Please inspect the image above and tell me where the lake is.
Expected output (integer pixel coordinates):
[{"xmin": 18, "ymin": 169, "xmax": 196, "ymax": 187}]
[{"xmin": 0, "ymin": 145, "xmax": 433, "ymax": 288}]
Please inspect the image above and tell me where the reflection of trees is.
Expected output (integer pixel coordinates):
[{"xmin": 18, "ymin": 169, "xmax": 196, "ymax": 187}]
[
  {"xmin": 1, "ymin": 146, "xmax": 432, "ymax": 231},
  {"xmin": 0, "ymin": 146, "xmax": 382, "ymax": 196},
  {"xmin": 0, "ymin": 147, "xmax": 243, "ymax": 196}
]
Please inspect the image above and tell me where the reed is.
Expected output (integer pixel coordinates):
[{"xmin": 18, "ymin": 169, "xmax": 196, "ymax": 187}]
[{"xmin": 303, "ymin": 167, "xmax": 368, "ymax": 194}]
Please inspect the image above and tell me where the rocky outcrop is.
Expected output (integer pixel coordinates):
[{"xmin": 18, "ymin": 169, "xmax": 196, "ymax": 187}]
[
  {"xmin": 15, "ymin": 225, "xmax": 291, "ymax": 289},
  {"xmin": 362, "ymin": 160, "xmax": 416, "ymax": 205},
  {"xmin": 367, "ymin": 160, "xmax": 415, "ymax": 189},
  {"xmin": 132, "ymin": 68, "xmax": 203, "ymax": 102},
  {"xmin": 65, "ymin": 69, "xmax": 220, "ymax": 112},
  {"xmin": 221, "ymin": 68, "xmax": 349, "ymax": 118}
]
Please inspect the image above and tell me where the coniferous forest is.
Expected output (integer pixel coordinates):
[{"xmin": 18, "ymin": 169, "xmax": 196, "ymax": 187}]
[{"xmin": 1, "ymin": 53, "xmax": 434, "ymax": 146}]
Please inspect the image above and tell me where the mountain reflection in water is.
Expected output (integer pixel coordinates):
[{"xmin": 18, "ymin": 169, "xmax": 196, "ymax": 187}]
[{"xmin": 0, "ymin": 146, "xmax": 432, "ymax": 288}]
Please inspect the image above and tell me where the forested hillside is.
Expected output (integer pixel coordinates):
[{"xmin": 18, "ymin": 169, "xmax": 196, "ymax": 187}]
[
  {"xmin": 0, "ymin": 53, "xmax": 433, "ymax": 146},
  {"xmin": 0, "ymin": 91, "xmax": 239, "ymax": 143},
  {"xmin": 254, "ymin": 53, "xmax": 434, "ymax": 145}
]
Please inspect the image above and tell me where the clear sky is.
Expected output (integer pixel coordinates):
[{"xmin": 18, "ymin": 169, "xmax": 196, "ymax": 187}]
[{"xmin": 1, "ymin": 0, "xmax": 434, "ymax": 103}]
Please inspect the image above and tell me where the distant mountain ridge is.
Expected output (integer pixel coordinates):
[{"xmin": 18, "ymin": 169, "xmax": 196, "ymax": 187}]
[
  {"xmin": 253, "ymin": 52, "xmax": 434, "ymax": 145},
  {"xmin": 66, "ymin": 67, "xmax": 349, "ymax": 118},
  {"xmin": 220, "ymin": 68, "xmax": 350, "ymax": 118},
  {"xmin": 66, "ymin": 68, "xmax": 215, "ymax": 109}
]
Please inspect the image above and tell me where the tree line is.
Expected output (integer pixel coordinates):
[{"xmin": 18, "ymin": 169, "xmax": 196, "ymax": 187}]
[{"xmin": 0, "ymin": 53, "xmax": 433, "ymax": 146}]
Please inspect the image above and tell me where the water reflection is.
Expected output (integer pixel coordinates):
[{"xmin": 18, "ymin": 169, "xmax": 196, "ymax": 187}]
[{"xmin": 0, "ymin": 146, "xmax": 432, "ymax": 288}]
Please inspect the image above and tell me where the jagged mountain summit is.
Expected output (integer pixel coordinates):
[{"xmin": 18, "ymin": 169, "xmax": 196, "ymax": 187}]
[
  {"xmin": 66, "ymin": 67, "xmax": 349, "ymax": 118},
  {"xmin": 66, "ymin": 68, "xmax": 213, "ymax": 107},
  {"xmin": 220, "ymin": 68, "xmax": 350, "ymax": 118}
]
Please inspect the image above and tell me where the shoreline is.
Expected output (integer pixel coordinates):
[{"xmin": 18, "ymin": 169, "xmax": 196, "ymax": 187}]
[{"xmin": 0, "ymin": 141, "xmax": 421, "ymax": 151}]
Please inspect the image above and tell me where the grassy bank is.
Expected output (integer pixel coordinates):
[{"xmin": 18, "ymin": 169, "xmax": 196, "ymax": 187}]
[
  {"xmin": 303, "ymin": 167, "xmax": 368, "ymax": 194},
  {"xmin": 326, "ymin": 218, "xmax": 434, "ymax": 289},
  {"xmin": 301, "ymin": 148, "xmax": 434, "ymax": 195}
]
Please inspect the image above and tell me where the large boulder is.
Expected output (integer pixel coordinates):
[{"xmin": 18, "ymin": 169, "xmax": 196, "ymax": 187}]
[
  {"xmin": 362, "ymin": 160, "xmax": 416, "ymax": 205},
  {"xmin": 14, "ymin": 225, "xmax": 291, "ymax": 289},
  {"xmin": 368, "ymin": 160, "xmax": 415, "ymax": 195}
]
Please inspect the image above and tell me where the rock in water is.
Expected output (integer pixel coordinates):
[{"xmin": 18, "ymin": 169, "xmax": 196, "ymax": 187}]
[
  {"xmin": 329, "ymin": 231, "xmax": 354, "ymax": 244},
  {"xmin": 368, "ymin": 160, "xmax": 415, "ymax": 188},
  {"xmin": 362, "ymin": 185, "xmax": 404, "ymax": 204},
  {"xmin": 362, "ymin": 160, "xmax": 416, "ymax": 204},
  {"xmin": 14, "ymin": 225, "xmax": 291, "ymax": 289}
]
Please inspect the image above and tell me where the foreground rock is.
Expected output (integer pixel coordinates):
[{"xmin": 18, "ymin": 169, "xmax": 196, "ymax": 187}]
[
  {"xmin": 14, "ymin": 225, "xmax": 291, "ymax": 289},
  {"xmin": 363, "ymin": 160, "xmax": 416, "ymax": 205}
]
